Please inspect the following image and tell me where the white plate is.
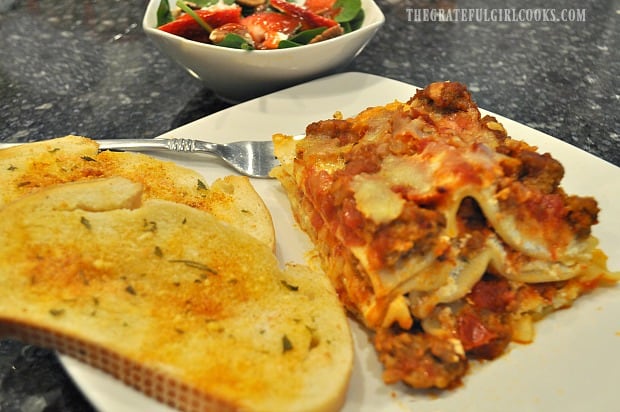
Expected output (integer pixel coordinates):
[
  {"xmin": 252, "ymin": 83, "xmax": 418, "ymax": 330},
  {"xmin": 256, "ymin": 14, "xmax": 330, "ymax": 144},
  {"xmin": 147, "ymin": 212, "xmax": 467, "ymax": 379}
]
[{"xmin": 60, "ymin": 72, "xmax": 620, "ymax": 412}]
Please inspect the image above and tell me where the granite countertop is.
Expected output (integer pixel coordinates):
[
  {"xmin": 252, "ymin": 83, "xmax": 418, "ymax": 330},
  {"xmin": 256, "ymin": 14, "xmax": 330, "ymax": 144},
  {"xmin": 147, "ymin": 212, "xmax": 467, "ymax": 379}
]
[{"xmin": 0, "ymin": 0, "xmax": 618, "ymax": 410}]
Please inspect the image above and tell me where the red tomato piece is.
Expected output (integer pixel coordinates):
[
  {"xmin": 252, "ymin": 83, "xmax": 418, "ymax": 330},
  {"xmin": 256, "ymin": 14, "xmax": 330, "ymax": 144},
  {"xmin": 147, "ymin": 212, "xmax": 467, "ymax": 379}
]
[
  {"xmin": 241, "ymin": 12, "xmax": 302, "ymax": 48},
  {"xmin": 304, "ymin": 0, "xmax": 341, "ymax": 19},
  {"xmin": 304, "ymin": 0, "xmax": 336, "ymax": 12},
  {"xmin": 158, "ymin": 6, "xmax": 243, "ymax": 43},
  {"xmin": 270, "ymin": 0, "xmax": 339, "ymax": 29},
  {"xmin": 456, "ymin": 312, "xmax": 496, "ymax": 352}
]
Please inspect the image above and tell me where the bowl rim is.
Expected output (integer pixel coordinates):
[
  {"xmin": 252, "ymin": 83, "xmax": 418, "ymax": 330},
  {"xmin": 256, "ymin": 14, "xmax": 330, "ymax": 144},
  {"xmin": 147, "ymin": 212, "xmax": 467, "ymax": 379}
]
[{"xmin": 142, "ymin": 0, "xmax": 385, "ymax": 55}]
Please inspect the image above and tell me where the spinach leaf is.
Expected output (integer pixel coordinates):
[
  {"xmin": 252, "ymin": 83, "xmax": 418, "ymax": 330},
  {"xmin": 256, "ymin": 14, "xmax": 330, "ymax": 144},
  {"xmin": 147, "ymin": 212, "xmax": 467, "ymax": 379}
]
[
  {"xmin": 157, "ymin": 0, "xmax": 173, "ymax": 26},
  {"xmin": 278, "ymin": 27, "xmax": 328, "ymax": 48},
  {"xmin": 218, "ymin": 33, "xmax": 254, "ymax": 50},
  {"xmin": 341, "ymin": 9, "xmax": 364, "ymax": 32},
  {"xmin": 287, "ymin": 27, "xmax": 326, "ymax": 44},
  {"xmin": 334, "ymin": 0, "xmax": 361, "ymax": 23},
  {"xmin": 278, "ymin": 39, "xmax": 302, "ymax": 48}
]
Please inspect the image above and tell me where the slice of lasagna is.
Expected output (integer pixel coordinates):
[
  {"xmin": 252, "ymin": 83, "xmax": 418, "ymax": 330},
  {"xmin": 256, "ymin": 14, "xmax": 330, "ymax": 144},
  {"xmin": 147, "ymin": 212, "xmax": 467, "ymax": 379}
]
[{"xmin": 271, "ymin": 81, "xmax": 619, "ymax": 389}]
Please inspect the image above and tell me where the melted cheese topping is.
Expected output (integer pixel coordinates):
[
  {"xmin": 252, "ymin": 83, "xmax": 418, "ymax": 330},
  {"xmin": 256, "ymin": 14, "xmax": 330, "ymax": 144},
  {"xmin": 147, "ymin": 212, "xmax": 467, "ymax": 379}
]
[
  {"xmin": 382, "ymin": 155, "xmax": 436, "ymax": 193},
  {"xmin": 351, "ymin": 175, "xmax": 404, "ymax": 224}
]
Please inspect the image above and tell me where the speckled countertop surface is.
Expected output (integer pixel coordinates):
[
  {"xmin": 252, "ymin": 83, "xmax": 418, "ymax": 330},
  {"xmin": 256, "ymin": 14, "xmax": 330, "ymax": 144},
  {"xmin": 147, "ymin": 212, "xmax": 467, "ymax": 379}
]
[{"xmin": 0, "ymin": 0, "xmax": 618, "ymax": 410}]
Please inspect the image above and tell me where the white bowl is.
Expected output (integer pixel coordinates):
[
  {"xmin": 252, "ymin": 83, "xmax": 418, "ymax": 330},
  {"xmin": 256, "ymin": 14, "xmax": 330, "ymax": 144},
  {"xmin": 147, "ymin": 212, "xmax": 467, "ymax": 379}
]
[{"xmin": 142, "ymin": 0, "xmax": 384, "ymax": 102}]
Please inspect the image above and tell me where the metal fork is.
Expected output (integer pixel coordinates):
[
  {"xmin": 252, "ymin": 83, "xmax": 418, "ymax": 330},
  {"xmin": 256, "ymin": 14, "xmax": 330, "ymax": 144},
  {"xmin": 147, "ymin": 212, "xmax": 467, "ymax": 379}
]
[
  {"xmin": 100, "ymin": 139, "xmax": 280, "ymax": 178},
  {"xmin": 1, "ymin": 138, "xmax": 281, "ymax": 178}
]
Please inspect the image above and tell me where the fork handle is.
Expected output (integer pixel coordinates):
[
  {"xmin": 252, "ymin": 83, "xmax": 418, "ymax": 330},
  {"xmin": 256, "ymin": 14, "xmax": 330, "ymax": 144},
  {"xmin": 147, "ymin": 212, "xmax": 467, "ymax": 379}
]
[{"xmin": 97, "ymin": 138, "xmax": 217, "ymax": 154}]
